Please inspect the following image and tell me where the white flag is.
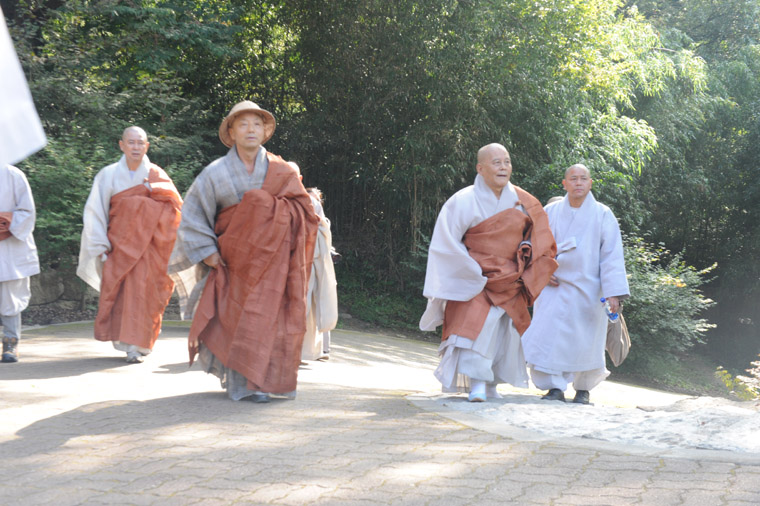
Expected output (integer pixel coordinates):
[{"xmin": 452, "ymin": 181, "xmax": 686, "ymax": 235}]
[{"xmin": 0, "ymin": 7, "xmax": 47, "ymax": 167}]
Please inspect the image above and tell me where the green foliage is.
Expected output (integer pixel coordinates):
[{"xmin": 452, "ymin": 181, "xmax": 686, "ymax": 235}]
[
  {"xmin": 20, "ymin": 136, "xmax": 110, "ymax": 270},
  {"xmin": 619, "ymin": 235, "xmax": 716, "ymax": 369},
  {"xmin": 715, "ymin": 366, "xmax": 758, "ymax": 401},
  {"xmin": 6, "ymin": 0, "xmax": 760, "ymax": 383},
  {"xmin": 336, "ymin": 267, "xmax": 426, "ymax": 332}
]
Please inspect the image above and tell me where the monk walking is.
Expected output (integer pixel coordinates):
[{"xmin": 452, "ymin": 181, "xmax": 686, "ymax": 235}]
[
  {"xmin": 78, "ymin": 126, "xmax": 182, "ymax": 363},
  {"xmin": 170, "ymin": 101, "xmax": 318, "ymax": 402},
  {"xmin": 420, "ymin": 143, "xmax": 557, "ymax": 401},
  {"xmin": 522, "ymin": 164, "xmax": 630, "ymax": 404}
]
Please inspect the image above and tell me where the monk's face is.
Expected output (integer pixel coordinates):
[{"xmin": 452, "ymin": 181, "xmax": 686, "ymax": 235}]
[
  {"xmin": 119, "ymin": 129, "xmax": 149, "ymax": 166},
  {"xmin": 229, "ymin": 112, "xmax": 267, "ymax": 152},
  {"xmin": 476, "ymin": 146, "xmax": 512, "ymax": 194},
  {"xmin": 562, "ymin": 165, "xmax": 592, "ymax": 203}
]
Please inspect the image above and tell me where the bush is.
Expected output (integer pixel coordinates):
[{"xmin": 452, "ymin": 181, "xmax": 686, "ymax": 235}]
[{"xmin": 619, "ymin": 235, "xmax": 716, "ymax": 371}]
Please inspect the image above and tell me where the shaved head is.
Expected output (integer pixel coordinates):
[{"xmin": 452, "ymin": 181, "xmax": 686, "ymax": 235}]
[
  {"xmin": 564, "ymin": 163, "xmax": 590, "ymax": 179},
  {"xmin": 122, "ymin": 126, "xmax": 147, "ymax": 141},
  {"xmin": 478, "ymin": 143, "xmax": 508, "ymax": 163}
]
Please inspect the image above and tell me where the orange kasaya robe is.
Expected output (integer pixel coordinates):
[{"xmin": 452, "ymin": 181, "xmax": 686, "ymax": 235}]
[
  {"xmin": 188, "ymin": 156, "xmax": 319, "ymax": 394},
  {"xmin": 94, "ymin": 168, "xmax": 182, "ymax": 349},
  {"xmin": 0, "ymin": 212, "xmax": 11, "ymax": 241},
  {"xmin": 442, "ymin": 187, "xmax": 558, "ymax": 340}
]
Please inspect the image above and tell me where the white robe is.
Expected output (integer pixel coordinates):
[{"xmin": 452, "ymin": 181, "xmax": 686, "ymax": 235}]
[
  {"xmin": 420, "ymin": 175, "xmax": 529, "ymax": 390},
  {"xmin": 0, "ymin": 9, "xmax": 46, "ymax": 167},
  {"xmin": 76, "ymin": 155, "xmax": 153, "ymax": 291},
  {"xmin": 0, "ymin": 165, "xmax": 40, "ymax": 315},
  {"xmin": 521, "ymin": 193, "xmax": 629, "ymax": 374},
  {"xmin": 301, "ymin": 209, "xmax": 338, "ymax": 361}
]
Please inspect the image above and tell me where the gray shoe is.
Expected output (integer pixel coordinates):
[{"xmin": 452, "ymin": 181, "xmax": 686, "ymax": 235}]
[
  {"xmin": 248, "ymin": 392, "xmax": 271, "ymax": 403},
  {"xmin": 126, "ymin": 351, "xmax": 144, "ymax": 363},
  {"xmin": 2, "ymin": 337, "xmax": 18, "ymax": 363}
]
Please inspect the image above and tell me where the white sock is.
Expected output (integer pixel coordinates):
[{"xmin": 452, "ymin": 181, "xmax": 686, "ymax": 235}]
[{"xmin": 470, "ymin": 380, "xmax": 486, "ymax": 396}]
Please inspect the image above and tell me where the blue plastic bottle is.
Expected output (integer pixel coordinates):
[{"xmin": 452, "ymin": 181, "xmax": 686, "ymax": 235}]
[{"xmin": 600, "ymin": 297, "xmax": 619, "ymax": 322}]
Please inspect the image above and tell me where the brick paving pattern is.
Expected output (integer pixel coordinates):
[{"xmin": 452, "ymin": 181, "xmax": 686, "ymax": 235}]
[{"xmin": 1, "ymin": 323, "xmax": 758, "ymax": 505}]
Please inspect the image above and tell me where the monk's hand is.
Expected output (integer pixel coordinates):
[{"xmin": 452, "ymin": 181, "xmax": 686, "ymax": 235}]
[
  {"xmin": 607, "ymin": 296, "xmax": 621, "ymax": 314},
  {"xmin": 549, "ymin": 275, "xmax": 559, "ymax": 287},
  {"xmin": 203, "ymin": 252, "xmax": 226, "ymax": 269},
  {"xmin": 188, "ymin": 335, "xmax": 199, "ymax": 348}
]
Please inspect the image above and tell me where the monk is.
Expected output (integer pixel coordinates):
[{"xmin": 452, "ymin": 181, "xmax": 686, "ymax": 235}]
[
  {"xmin": 169, "ymin": 101, "xmax": 319, "ymax": 403},
  {"xmin": 288, "ymin": 162, "xmax": 338, "ymax": 362},
  {"xmin": 0, "ymin": 165, "xmax": 40, "ymax": 363},
  {"xmin": 522, "ymin": 164, "xmax": 630, "ymax": 404},
  {"xmin": 419, "ymin": 143, "xmax": 558, "ymax": 401},
  {"xmin": 77, "ymin": 126, "xmax": 182, "ymax": 363}
]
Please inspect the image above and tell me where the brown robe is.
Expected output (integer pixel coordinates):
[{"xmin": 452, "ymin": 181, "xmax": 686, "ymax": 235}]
[
  {"xmin": 94, "ymin": 168, "xmax": 182, "ymax": 349},
  {"xmin": 188, "ymin": 157, "xmax": 319, "ymax": 394},
  {"xmin": 0, "ymin": 212, "xmax": 11, "ymax": 241},
  {"xmin": 442, "ymin": 186, "xmax": 557, "ymax": 339}
]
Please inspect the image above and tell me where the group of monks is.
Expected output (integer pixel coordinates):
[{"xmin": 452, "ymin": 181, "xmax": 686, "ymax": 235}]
[
  {"xmin": 2, "ymin": 99, "xmax": 628, "ymax": 406},
  {"xmin": 421, "ymin": 143, "xmax": 629, "ymax": 404},
  {"xmin": 2, "ymin": 101, "xmax": 339, "ymax": 405},
  {"xmin": 2, "ymin": 2, "xmax": 628, "ymax": 405}
]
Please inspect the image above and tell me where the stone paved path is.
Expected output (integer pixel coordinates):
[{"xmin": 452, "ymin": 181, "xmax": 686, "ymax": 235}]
[{"xmin": 1, "ymin": 323, "xmax": 759, "ymax": 505}]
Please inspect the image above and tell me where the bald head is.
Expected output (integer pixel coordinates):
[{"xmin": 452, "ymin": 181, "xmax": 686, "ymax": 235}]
[
  {"xmin": 122, "ymin": 126, "xmax": 147, "ymax": 141},
  {"xmin": 564, "ymin": 163, "xmax": 590, "ymax": 179},
  {"xmin": 477, "ymin": 143, "xmax": 509, "ymax": 164}
]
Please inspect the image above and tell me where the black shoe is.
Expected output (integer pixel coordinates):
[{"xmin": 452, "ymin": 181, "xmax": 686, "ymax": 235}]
[
  {"xmin": 573, "ymin": 390, "xmax": 590, "ymax": 404},
  {"xmin": 2, "ymin": 337, "xmax": 18, "ymax": 363},
  {"xmin": 541, "ymin": 388, "xmax": 565, "ymax": 402}
]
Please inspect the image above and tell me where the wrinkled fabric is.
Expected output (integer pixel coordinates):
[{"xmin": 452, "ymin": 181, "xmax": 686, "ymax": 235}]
[
  {"xmin": 522, "ymin": 193, "xmax": 630, "ymax": 375},
  {"xmin": 439, "ymin": 187, "xmax": 557, "ymax": 340},
  {"xmin": 0, "ymin": 278, "xmax": 30, "ymax": 317},
  {"xmin": 169, "ymin": 147, "xmax": 270, "ymax": 319},
  {"xmin": 420, "ymin": 175, "xmax": 557, "ymax": 392},
  {"xmin": 0, "ymin": 165, "xmax": 40, "ymax": 283},
  {"xmin": 187, "ymin": 156, "xmax": 319, "ymax": 394},
  {"xmin": 302, "ymin": 214, "xmax": 338, "ymax": 361},
  {"xmin": 77, "ymin": 155, "xmax": 155, "ymax": 291},
  {"xmin": 93, "ymin": 168, "xmax": 182, "ymax": 350}
]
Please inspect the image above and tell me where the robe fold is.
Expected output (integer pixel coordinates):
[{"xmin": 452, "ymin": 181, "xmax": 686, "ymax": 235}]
[
  {"xmin": 179, "ymin": 152, "xmax": 318, "ymax": 394},
  {"xmin": 93, "ymin": 168, "xmax": 182, "ymax": 349},
  {"xmin": 0, "ymin": 165, "xmax": 39, "ymax": 316},
  {"xmin": 443, "ymin": 192, "xmax": 557, "ymax": 339},
  {"xmin": 420, "ymin": 175, "xmax": 557, "ymax": 390},
  {"xmin": 302, "ymin": 213, "xmax": 338, "ymax": 361},
  {"xmin": 522, "ymin": 193, "xmax": 630, "ymax": 374}
]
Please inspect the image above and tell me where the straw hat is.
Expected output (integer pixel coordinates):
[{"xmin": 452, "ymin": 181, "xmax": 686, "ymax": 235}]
[{"xmin": 218, "ymin": 101, "xmax": 276, "ymax": 148}]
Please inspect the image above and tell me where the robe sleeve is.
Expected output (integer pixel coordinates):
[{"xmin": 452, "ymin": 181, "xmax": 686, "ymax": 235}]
[
  {"xmin": 517, "ymin": 191, "xmax": 558, "ymax": 303},
  {"xmin": 9, "ymin": 169, "xmax": 36, "ymax": 241},
  {"xmin": 599, "ymin": 209, "xmax": 630, "ymax": 299},
  {"xmin": 76, "ymin": 169, "xmax": 114, "ymax": 290},
  {"xmin": 173, "ymin": 172, "xmax": 221, "ymax": 267},
  {"xmin": 422, "ymin": 194, "xmax": 486, "ymax": 302},
  {"xmin": 81, "ymin": 170, "xmax": 112, "ymax": 258}
]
